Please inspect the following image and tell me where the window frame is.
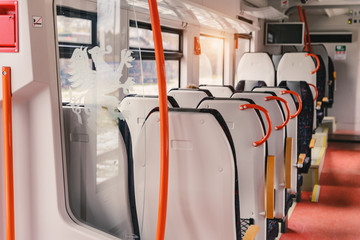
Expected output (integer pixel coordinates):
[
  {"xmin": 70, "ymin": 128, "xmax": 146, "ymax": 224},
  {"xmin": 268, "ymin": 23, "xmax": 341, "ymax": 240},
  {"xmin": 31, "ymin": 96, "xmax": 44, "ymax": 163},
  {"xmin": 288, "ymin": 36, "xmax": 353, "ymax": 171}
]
[
  {"xmin": 56, "ymin": 6, "xmax": 98, "ymax": 59},
  {"xmin": 129, "ymin": 20, "xmax": 183, "ymax": 88},
  {"xmin": 199, "ymin": 33, "xmax": 225, "ymax": 85}
]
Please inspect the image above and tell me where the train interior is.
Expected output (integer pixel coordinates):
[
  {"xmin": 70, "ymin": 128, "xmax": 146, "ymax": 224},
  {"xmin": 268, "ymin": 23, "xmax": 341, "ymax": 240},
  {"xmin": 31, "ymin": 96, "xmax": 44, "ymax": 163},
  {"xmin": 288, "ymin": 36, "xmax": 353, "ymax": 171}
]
[{"xmin": 1, "ymin": 0, "xmax": 360, "ymax": 239}]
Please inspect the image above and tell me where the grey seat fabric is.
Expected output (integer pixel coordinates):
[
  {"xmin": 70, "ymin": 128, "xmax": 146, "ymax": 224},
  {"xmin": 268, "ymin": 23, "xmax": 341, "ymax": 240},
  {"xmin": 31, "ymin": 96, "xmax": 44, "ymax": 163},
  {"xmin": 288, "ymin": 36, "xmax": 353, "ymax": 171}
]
[
  {"xmin": 326, "ymin": 57, "xmax": 335, "ymax": 108},
  {"xmin": 310, "ymin": 44, "xmax": 330, "ymax": 99}
]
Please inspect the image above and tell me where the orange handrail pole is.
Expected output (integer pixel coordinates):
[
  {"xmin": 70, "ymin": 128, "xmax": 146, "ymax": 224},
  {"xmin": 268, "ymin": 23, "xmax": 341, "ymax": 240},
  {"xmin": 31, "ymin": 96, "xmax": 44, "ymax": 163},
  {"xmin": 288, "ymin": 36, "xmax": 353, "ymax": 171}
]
[
  {"xmin": 2, "ymin": 66, "xmax": 15, "ymax": 240},
  {"xmin": 297, "ymin": 6, "xmax": 304, "ymax": 22},
  {"xmin": 303, "ymin": 9, "xmax": 312, "ymax": 53},
  {"xmin": 297, "ymin": 6, "xmax": 308, "ymax": 52},
  {"xmin": 147, "ymin": 1, "xmax": 170, "ymax": 240}
]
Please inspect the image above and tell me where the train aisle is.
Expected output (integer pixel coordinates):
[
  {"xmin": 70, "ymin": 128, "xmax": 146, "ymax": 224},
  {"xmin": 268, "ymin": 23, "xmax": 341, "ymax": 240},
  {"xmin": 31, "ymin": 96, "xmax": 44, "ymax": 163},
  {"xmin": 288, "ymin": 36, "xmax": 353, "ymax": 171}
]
[{"xmin": 280, "ymin": 142, "xmax": 360, "ymax": 240}]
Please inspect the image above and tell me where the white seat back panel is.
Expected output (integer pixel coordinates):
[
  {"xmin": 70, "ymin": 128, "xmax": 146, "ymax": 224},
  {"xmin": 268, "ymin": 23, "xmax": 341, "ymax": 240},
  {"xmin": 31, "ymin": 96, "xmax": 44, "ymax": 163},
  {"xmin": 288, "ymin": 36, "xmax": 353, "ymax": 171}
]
[
  {"xmin": 232, "ymin": 92, "xmax": 286, "ymax": 218},
  {"xmin": 253, "ymin": 87, "xmax": 298, "ymax": 194},
  {"xmin": 237, "ymin": 52, "xmax": 275, "ymax": 86},
  {"xmin": 199, "ymin": 86, "xmax": 233, "ymax": 98},
  {"xmin": 198, "ymin": 99, "xmax": 267, "ymax": 240},
  {"xmin": 277, "ymin": 52, "xmax": 317, "ymax": 86},
  {"xmin": 277, "ymin": 52, "xmax": 317, "ymax": 129},
  {"xmin": 168, "ymin": 89, "xmax": 210, "ymax": 108},
  {"xmin": 119, "ymin": 96, "xmax": 174, "ymax": 149},
  {"xmin": 134, "ymin": 111, "xmax": 237, "ymax": 240}
]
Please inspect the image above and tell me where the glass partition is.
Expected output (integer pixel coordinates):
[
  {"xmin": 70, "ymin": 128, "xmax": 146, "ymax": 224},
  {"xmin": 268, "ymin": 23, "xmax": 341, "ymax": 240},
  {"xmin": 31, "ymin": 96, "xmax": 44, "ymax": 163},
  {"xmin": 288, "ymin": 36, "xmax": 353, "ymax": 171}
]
[
  {"xmin": 54, "ymin": 0, "xmax": 183, "ymax": 238},
  {"xmin": 128, "ymin": 21, "xmax": 182, "ymax": 94}
]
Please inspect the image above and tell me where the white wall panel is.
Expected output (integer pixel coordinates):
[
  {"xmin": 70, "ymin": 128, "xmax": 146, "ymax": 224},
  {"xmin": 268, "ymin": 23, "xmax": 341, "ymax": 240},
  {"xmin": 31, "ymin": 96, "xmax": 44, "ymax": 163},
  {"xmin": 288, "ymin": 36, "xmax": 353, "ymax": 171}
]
[{"xmin": 294, "ymin": 13, "xmax": 360, "ymax": 132}]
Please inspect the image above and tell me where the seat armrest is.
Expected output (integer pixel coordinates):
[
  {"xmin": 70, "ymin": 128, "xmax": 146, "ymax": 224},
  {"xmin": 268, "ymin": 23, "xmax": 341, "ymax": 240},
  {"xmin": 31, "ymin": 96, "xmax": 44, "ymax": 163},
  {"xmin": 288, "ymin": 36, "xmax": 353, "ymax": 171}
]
[
  {"xmin": 243, "ymin": 225, "xmax": 260, "ymax": 240},
  {"xmin": 309, "ymin": 138, "xmax": 316, "ymax": 149},
  {"xmin": 266, "ymin": 155, "xmax": 275, "ymax": 219},
  {"xmin": 316, "ymin": 101, "xmax": 322, "ymax": 110},
  {"xmin": 297, "ymin": 153, "xmax": 306, "ymax": 168},
  {"xmin": 285, "ymin": 137, "xmax": 293, "ymax": 189}
]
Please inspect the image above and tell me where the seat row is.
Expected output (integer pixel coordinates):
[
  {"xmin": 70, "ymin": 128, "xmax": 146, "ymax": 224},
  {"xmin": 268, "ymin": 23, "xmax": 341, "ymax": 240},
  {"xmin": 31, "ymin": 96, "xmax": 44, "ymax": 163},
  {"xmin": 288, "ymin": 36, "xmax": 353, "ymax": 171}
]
[
  {"xmin": 115, "ymin": 47, "xmax": 336, "ymax": 240},
  {"xmin": 119, "ymin": 88, "xmax": 299, "ymax": 239}
]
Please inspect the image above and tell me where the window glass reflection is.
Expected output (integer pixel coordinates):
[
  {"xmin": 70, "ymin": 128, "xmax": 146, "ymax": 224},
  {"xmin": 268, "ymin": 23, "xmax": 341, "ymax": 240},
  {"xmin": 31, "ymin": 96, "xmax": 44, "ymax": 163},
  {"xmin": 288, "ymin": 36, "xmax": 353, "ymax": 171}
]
[{"xmin": 199, "ymin": 35, "xmax": 224, "ymax": 85}]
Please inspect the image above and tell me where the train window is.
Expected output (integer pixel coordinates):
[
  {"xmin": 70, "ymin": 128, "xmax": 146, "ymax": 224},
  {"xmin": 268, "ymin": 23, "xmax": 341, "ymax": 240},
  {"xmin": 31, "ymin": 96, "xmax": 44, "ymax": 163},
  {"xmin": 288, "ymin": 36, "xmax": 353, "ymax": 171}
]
[
  {"xmin": 57, "ymin": 16, "xmax": 92, "ymax": 44},
  {"xmin": 129, "ymin": 24, "xmax": 180, "ymax": 51},
  {"xmin": 199, "ymin": 34, "xmax": 224, "ymax": 85},
  {"xmin": 128, "ymin": 20, "xmax": 182, "ymax": 94},
  {"xmin": 55, "ymin": 1, "xmax": 147, "ymax": 239},
  {"xmin": 129, "ymin": 59, "xmax": 180, "ymax": 94},
  {"xmin": 234, "ymin": 34, "xmax": 252, "ymax": 83},
  {"xmin": 56, "ymin": 6, "xmax": 97, "ymax": 103}
]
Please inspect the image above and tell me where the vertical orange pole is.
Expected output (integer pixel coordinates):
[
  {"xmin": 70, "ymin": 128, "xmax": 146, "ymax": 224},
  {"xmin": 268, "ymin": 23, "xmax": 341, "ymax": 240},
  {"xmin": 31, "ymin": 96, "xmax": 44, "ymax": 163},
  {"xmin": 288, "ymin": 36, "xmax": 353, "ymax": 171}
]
[
  {"xmin": 147, "ymin": 1, "xmax": 169, "ymax": 240},
  {"xmin": 2, "ymin": 66, "xmax": 15, "ymax": 240},
  {"xmin": 297, "ymin": 6, "xmax": 308, "ymax": 52},
  {"xmin": 303, "ymin": 9, "xmax": 312, "ymax": 54},
  {"xmin": 235, "ymin": 34, "xmax": 239, "ymax": 49}
]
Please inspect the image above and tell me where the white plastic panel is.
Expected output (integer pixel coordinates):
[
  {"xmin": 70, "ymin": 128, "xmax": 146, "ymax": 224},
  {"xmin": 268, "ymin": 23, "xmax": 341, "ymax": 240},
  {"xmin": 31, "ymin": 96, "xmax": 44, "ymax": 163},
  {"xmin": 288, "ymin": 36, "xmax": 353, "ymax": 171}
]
[
  {"xmin": 198, "ymin": 99, "xmax": 267, "ymax": 240},
  {"xmin": 277, "ymin": 52, "xmax": 316, "ymax": 86},
  {"xmin": 232, "ymin": 92, "xmax": 286, "ymax": 218},
  {"xmin": 168, "ymin": 89, "xmax": 211, "ymax": 108},
  {"xmin": 277, "ymin": 52, "xmax": 317, "ymax": 129},
  {"xmin": 199, "ymin": 85, "xmax": 234, "ymax": 98},
  {"xmin": 134, "ymin": 110, "xmax": 237, "ymax": 240},
  {"xmin": 236, "ymin": 52, "xmax": 275, "ymax": 86},
  {"xmin": 253, "ymin": 87, "xmax": 298, "ymax": 194},
  {"xmin": 119, "ymin": 96, "xmax": 176, "ymax": 150}
]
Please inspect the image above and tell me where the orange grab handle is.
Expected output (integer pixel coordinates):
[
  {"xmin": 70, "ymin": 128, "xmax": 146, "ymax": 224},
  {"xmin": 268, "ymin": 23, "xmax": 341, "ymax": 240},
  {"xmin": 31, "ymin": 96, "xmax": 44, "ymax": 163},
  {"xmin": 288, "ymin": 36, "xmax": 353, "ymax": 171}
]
[
  {"xmin": 148, "ymin": 1, "xmax": 170, "ymax": 240},
  {"xmin": 264, "ymin": 96, "xmax": 290, "ymax": 130},
  {"xmin": 306, "ymin": 53, "xmax": 320, "ymax": 74},
  {"xmin": 308, "ymin": 83, "xmax": 318, "ymax": 102},
  {"xmin": 2, "ymin": 67, "xmax": 15, "ymax": 240},
  {"xmin": 280, "ymin": 90, "xmax": 302, "ymax": 119},
  {"xmin": 239, "ymin": 104, "xmax": 272, "ymax": 147}
]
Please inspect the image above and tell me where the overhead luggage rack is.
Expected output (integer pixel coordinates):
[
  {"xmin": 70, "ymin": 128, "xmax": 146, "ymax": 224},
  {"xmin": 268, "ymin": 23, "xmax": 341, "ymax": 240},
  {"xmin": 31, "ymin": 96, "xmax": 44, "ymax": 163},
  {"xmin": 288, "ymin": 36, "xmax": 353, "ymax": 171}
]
[{"xmin": 241, "ymin": 4, "xmax": 288, "ymax": 20}]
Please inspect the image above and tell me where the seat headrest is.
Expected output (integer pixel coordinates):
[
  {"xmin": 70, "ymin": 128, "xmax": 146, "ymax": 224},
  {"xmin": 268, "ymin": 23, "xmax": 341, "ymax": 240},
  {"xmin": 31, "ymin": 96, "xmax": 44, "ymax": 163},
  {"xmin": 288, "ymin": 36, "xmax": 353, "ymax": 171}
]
[
  {"xmin": 277, "ymin": 52, "xmax": 316, "ymax": 85},
  {"xmin": 237, "ymin": 52, "xmax": 275, "ymax": 86},
  {"xmin": 168, "ymin": 89, "xmax": 213, "ymax": 108},
  {"xmin": 199, "ymin": 85, "xmax": 235, "ymax": 98}
]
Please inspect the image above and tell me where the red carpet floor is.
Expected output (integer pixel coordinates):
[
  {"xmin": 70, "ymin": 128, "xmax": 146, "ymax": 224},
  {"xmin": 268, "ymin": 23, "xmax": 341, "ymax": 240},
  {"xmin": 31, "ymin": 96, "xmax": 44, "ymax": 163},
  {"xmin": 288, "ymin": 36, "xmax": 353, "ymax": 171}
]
[{"xmin": 280, "ymin": 142, "xmax": 360, "ymax": 240}]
